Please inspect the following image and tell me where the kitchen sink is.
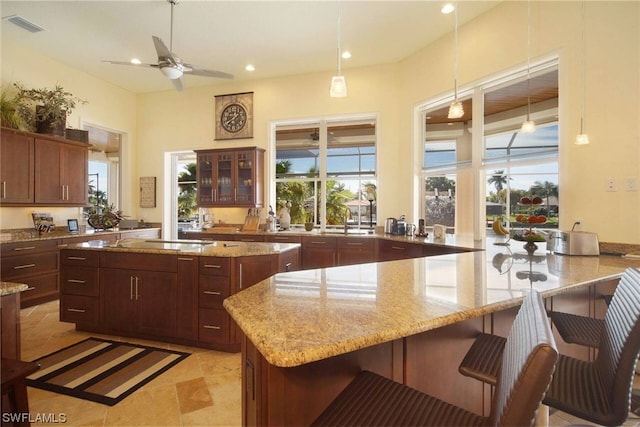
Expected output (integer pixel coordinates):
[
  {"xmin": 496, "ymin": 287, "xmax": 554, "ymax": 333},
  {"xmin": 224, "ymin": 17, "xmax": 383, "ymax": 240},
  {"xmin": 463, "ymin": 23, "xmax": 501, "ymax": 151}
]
[{"xmin": 321, "ymin": 229, "xmax": 374, "ymax": 236}]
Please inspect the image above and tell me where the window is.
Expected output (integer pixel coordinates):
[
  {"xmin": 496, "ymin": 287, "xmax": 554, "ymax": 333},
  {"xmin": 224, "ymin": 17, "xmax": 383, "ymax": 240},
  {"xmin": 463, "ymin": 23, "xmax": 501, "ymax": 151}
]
[
  {"xmin": 420, "ymin": 60, "xmax": 559, "ymax": 234},
  {"xmin": 275, "ymin": 116, "xmax": 377, "ymax": 231}
]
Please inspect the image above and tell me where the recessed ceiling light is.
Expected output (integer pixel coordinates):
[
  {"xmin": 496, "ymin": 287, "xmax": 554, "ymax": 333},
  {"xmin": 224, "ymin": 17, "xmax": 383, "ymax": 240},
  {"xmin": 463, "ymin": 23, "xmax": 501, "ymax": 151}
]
[
  {"xmin": 130, "ymin": 58, "xmax": 142, "ymax": 65},
  {"xmin": 341, "ymin": 51, "xmax": 352, "ymax": 59},
  {"xmin": 441, "ymin": 3, "xmax": 455, "ymax": 14},
  {"xmin": 245, "ymin": 64, "xmax": 255, "ymax": 72}
]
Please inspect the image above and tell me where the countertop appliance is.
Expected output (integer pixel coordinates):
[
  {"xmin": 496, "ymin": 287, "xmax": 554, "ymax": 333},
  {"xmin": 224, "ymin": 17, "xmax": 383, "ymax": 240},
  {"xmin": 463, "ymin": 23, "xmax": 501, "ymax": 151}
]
[
  {"xmin": 385, "ymin": 216, "xmax": 406, "ymax": 235},
  {"xmin": 547, "ymin": 230, "xmax": 600, "ymax": 256}
]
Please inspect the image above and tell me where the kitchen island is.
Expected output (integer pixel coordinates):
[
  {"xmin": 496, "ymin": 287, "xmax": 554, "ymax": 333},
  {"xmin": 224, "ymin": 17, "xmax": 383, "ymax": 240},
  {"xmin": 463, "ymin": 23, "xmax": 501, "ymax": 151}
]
[
  {"xmin": 223, "ymin": 235, "xmax": 640, "ymax": 426},
  {"xmin": 59, "ymin": 238, "xmax": 300, "ymax": 352}
]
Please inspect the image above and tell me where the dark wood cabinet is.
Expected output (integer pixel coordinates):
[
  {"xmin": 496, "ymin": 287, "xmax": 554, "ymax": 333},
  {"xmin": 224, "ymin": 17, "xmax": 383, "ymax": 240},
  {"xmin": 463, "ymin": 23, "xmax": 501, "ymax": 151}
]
[
  {"xmin": 0, "ymin": 129, "xmax": 34, "ymax": 204},
  {"xmin": 301, "ymin": 236, "xmax": 337, "ymax": 269},
  {"xmin": 176, "ymin": 255, "xmax": 199, "ymax": 341},
  {"xmin": 60, "ymin": 249, "xmax": 101, "ymax": 325},
  {"xmin": 196, "ymin": 147, "xmax": 265, "ymax": 208},
  {"xmin": 376, "ymin": 239, "xmax": 426, "ymax": 262},
  {"xmin": 34, "ymin": 137, "xmax": 88, "ymax": 205},
  {"xmin": 337, "ymin": 237, "xmax": 376, "ymax": 266},
  {"xmin": 1, "ymin": 239, "xmax": 60, "ymax": 308}
]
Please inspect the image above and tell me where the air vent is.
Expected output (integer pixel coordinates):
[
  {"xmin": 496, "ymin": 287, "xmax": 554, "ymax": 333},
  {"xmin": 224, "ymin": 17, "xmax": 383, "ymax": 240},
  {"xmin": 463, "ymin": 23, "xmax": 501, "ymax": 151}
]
[{"xmin": 4, "ymin": 15, "xmax": 44, "ymax": 33}]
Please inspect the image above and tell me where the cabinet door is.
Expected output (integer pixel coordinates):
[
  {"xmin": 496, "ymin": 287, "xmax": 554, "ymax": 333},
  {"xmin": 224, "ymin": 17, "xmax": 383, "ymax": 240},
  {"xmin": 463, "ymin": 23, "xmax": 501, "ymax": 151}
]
[
  {"xmin": 34, "ymin": 138, "xmax": 88, "ymax": 205},
  {"xmin": 214, "ymin": 151, "xmax": 234, "ymax": 205},
  {"xmin": 100, "ymin": 268, "xmax": 137, "ymax": 332},
  {"xmin": 237, "ymin": 255, "xmax": 277, "ymax": 291},
  {"xmin": 234, "ymin": 150, "xmax": 256, "ymax": 206},
  {"xmin": 61, "ymin": 143, "xmax": 88, "ymax": 204},
  {"xmin": 197, "ymin": 152, "xmax": 214, "ymax": 206},
  {"xmin": 301, "ymin": 236, "xmax": 337, "ymax": 269},
  {"xmin": 136, "ymin": 270, "xmax": 177, "ymax": 337},
  {"xmin": 0, "ymin": 130, "xmax": 34, "ymax": 204},
  {"xmin": 34, "ymin": 138, "xmax": 63, "ymax": 204},
  {"xmin": 176, "ymin": 256, "xmax": 198, "ymax": 340},
  {"xmin": 337, "ymin": 238, "xmax": 375, "ymax": 266}
]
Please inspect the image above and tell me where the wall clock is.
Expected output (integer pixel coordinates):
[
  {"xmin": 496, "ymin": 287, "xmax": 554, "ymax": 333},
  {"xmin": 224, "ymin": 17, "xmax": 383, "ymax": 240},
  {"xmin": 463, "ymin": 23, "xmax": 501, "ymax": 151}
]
[{"xmin": 215, "ymin": 92, "xmax": 253, "ymax": 140}]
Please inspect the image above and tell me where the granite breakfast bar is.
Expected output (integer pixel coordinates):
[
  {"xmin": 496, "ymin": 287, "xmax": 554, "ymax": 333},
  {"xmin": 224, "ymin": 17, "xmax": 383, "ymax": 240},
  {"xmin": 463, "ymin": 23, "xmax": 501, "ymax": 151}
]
[{"xmin": 223, "ymin": 235, "xmax": 640, "ymax": 426}]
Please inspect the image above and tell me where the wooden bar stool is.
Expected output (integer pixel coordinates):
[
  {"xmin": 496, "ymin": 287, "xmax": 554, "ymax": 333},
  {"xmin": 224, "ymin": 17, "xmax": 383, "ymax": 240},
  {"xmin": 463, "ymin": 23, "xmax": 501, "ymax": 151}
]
[{"xmin": 1, "ymin": 358, "xmax": 40, "ymax": 427}]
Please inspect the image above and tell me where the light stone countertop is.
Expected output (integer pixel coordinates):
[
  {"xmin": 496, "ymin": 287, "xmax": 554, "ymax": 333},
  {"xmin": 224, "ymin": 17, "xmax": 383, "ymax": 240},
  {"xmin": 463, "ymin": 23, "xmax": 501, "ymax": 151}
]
[
  {"xmin": 0, "ymin": 227, "xmax": 161, "ymax": 244},
  {"xmin": 1, "ymin": 281, "xmax": 29, "ymax": 296},
  {"xmin": 66, "ymin": 238, "xmax": 300, "ymax": 257},
  {"xmin": 223, "ymin": 235, "xmax": 640, "ymax": 368}
]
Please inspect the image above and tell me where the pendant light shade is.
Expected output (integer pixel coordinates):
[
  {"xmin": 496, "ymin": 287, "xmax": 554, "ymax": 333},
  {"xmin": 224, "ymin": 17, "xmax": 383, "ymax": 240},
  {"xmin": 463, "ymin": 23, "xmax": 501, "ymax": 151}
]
[
  {"xmin": 330, "ymin": 2, "xmax": 347, "ymax": 97},
  {"xmin": 520, "ymin": 119, "xmax": 536, "ymax": 134},
  {"xmin": 447, "ymin": 4, "xmax": 463, "ymax": 119},
  {"xmin": 575, "ymin": 1, "xmax": 589, "ymax": 145}
]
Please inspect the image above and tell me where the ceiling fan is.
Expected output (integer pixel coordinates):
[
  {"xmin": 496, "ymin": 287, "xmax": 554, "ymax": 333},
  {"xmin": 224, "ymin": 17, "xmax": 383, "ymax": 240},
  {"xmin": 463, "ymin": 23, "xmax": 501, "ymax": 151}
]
[{"xmin": 102, "ymin": 0, "xmax": 233, "ymax": 91}]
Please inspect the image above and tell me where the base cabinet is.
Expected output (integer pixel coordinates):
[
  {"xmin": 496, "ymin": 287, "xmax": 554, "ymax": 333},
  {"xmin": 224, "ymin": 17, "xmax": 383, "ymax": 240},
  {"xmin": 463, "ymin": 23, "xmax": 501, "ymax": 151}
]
[{"xmin": 60, "ymin": 246, "xmax": 300, "ymax": 352}]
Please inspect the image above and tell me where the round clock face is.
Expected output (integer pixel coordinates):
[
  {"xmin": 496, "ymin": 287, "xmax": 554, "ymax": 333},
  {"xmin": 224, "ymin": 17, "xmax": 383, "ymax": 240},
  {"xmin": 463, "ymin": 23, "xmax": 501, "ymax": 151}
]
[{"xmin": 221, "ymin": 103, "xmax": 247, "ymax": 133}]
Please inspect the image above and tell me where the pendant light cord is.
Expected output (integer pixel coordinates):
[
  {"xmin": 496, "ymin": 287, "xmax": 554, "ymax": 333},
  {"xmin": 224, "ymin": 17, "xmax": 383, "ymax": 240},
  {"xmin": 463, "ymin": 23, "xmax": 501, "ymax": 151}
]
[
  {"xmin": 337, "ymin": 2, "xmax": 342, "ymax": 76},
  {"xmin": 526, "ymin": 0, "xmax": 531, "ymax": 119},
  {"xmin": 579, "ymin": 1, "xmax": 586, "ymax": 133},
  {"xmin": 453, "ymin": 3, "xmax": 459, "ymax": 101}
]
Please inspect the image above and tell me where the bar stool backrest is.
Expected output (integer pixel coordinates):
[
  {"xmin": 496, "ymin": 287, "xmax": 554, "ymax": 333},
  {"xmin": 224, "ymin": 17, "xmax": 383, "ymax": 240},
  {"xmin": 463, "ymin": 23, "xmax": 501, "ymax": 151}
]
[
  {"xmin": 594, "ymin": 267, "xmax": 640, "ymax": 424},
  {"xmin": 489, "ymin": 290, "xmax": 558, "ymax": 426}
]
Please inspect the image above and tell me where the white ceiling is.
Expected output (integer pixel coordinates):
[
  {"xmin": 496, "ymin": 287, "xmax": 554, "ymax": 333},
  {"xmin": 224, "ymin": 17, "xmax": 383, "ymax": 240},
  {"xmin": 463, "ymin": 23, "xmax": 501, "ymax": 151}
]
[{"xmin": 1, "ymin": 0, "xmax": 500, "ymax": 94}]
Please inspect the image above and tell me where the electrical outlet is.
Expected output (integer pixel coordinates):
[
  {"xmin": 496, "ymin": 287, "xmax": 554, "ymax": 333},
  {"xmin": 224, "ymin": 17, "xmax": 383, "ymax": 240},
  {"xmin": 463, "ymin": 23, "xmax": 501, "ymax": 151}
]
[
  {"xmin": 606, "ymin": 178, "xmax": 617, "ymax": 192},
  {"xmin": 626, "ymin": 177, "xmax": 638, "ymax": 192}
]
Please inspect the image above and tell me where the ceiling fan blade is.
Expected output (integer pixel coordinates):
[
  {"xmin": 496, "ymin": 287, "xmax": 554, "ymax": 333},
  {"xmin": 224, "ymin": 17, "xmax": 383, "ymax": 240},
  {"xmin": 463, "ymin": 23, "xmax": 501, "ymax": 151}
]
[
  {"xmin": 152, "ymin": 35, "xmax": 175, "ymax": 61},
  {"xmin": 171, "ymin": 76, "xmax": 184, "ymax": 92},
  {"xmin": 102, "ymin": 60, "xmax": 158, "ymax": 68},
  {"xmin": 183, "ymin": 63, "xmax": 234, "ymax": 79}
]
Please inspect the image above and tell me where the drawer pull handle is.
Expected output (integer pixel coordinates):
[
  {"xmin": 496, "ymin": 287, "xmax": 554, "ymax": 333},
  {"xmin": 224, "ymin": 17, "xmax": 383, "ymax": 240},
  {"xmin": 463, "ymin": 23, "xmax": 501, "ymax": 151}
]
[
  {"xmin": 178, "ymin": 257, "xmax": 194, "ymax": 261},
  {"xmin": 203, "ymin": 290, "xmax": 222, "ymax": 295},
  {"xmin": 14, "ymin": 263, "xmax": 36, "ymax": 270},
  {"xmin": 25, "ymin": 287, "xmax": 35, "ymax": 291},
  {"xmin": 67, "ymin": 279, "xmax": 86, "ymax": 284},
  {"xmin": 204, "ymin": 264, "xmax": 222, "ymax": 269},
  {"xmin": 346, "ymin": 242, "xmax": 364, "ymax": 246},
  {"xmin": 67, "ymin": 256, "xmax": 87, "ymax": 260},
  {"xmin": 13, "ymin": 246, "xmax": 36, "ymax": 251},
  {"xmin": 310, "ymin": 241, "xmax": 327, "ymax": 244},
  {"xmin": 67, "ymin": 308, "xmax": 86, "ymax": 313},
  {"xmin": 391, "ymin": 246, "xmax": 406, "ymax": 250},
  {"xmin": 203, "ymin": 325, "xmax": 221, "ymax": 330}
]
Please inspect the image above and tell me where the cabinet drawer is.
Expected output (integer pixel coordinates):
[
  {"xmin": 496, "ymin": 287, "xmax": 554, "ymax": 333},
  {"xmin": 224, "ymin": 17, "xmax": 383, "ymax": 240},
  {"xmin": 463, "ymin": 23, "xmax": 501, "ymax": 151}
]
[
  {"xmin": 337, "ymin": 237, "xmax": 375, "ymax": 250},
  {"xmin": 264, "ymin": 235, "xmax": 302, "ymax": 244},
  {"xmin": 235, "ymin": 235, "xmax": 265, "ymax": 242},
  {"xmin": 199, "ymin": 276, "xmax": 230, "ymax": 309},
  {"xmin": 199, "ymin": 308, "xmax": 230, "ymax": 344},
  {"xmin": 19, "ymin": 272, "xmax": 59, "ymax": 304},
  {"xmin": 1, "ymin": 239, "xmax": 60, "ymax": 257},
  {"xmin": 199, "ymin": 257, "xmax": 231, "ymax": 277},
  {"xmin": 1, "ymin": 251, "xmax": 59, "ymax": 280},
  {"xmin": 302, "ymin": 236, "xmax": 337, "ymax": 248},
  {"xmin": 100, "ymin": 252, "xmax": 177, "ymax": 272},
  {"xmin": 60, "ymin": 249, "xmax": 100, "ymax": 267},
  {"xmin": 61, "ymin": 266, "xmax": 99, "ymax": 296},
  {"xmin": 60, "ymin": 295, "xmax": 99, "ymax": 324},
  {"xmin": 120, "ymin": 229, "xmax": 161, "ymax": 239}
]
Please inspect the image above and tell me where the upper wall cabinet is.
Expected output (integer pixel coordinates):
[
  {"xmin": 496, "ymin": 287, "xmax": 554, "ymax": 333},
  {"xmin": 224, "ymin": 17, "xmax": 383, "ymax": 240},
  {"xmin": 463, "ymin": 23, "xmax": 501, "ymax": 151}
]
[
  {"xmin": 196, "ymin": 147, "xmax": 265, "ymax": 208},
  {"xmin": 0, "ymin": 129, "xmax": 34, "ymax": 204},
  {"xmin": 0, "ymin": 127, "xmax": 89, "ymax": 207}
]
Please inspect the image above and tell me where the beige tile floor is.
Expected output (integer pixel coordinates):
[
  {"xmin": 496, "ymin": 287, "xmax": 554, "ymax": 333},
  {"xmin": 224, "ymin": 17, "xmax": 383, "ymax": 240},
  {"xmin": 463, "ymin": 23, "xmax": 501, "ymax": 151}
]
[{"xmin": 17, "ymin": 300, "xmax": 640, "ymax": 426}]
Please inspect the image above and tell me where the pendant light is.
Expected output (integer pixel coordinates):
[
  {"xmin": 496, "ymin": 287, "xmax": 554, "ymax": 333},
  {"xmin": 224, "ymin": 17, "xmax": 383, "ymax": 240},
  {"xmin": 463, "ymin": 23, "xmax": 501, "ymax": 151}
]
[
  {"xmin": 447, "ymin": 3, "xmax": 464, "ymax": 119},
  {"xmin": 575, "ymin": 1, "xmax": 590, "ymax": 145},
  {"xmin": 520, "ymin": 0, "xmax": 536, "ymax": 134},
  {"xmin": 330, "ymin": 2, "xmax": 347, "ymax": 97}
]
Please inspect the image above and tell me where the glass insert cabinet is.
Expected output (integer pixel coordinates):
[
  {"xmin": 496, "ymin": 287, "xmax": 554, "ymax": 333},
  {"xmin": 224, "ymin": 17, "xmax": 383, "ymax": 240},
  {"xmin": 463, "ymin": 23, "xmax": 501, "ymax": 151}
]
[{"xmin": 195, "ymin": 147, "xmax": 265, "ymax": 207}]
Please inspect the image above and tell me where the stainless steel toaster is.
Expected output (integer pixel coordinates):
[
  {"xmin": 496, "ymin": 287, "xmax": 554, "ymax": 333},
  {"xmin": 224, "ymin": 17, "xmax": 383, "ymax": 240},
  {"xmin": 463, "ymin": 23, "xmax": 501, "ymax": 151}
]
[{"xmin": 546, "ymin": 230, "xmax": 600, "ymax": 256}]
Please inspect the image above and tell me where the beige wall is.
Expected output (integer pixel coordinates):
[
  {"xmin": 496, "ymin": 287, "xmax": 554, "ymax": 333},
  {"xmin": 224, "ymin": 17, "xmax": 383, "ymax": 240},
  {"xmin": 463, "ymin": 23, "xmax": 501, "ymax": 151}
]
[{"xmin": 2, "ymin": 1, "xmax": 639, "ymax": 243}]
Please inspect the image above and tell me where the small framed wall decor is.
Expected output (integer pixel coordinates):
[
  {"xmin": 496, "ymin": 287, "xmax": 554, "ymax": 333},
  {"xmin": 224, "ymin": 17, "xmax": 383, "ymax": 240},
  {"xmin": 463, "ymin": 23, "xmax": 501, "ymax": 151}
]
[
  {"xmin": 140, "ymin": 176, "xmax": 156, "ymax": 208},
  {"xmin": 215, "ymin": 92, "xmax": 253, "ymax": 140},
  {"xmin": 67, "ymin": 219, "xmax": 79, "ymax": 234}
]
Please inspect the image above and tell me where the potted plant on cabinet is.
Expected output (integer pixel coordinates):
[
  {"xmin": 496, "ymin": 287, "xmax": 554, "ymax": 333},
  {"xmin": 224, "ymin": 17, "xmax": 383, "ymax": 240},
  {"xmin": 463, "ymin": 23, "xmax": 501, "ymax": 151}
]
[
  {"xmin": 0, "ymin": 86, "xmax": 30, "ymax": 130},
  {"xmin": 13, "ymin": 82, "xmax": 87, "ymax": 136}
]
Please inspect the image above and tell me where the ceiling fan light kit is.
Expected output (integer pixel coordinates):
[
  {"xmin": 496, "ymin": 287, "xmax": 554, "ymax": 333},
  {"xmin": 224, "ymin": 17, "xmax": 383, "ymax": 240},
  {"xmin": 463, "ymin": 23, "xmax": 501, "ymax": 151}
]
[
  {"xmin": 521, "ymin": 0, "xmax": 536, "ymax": 134},
  {"xmin": 575, "ymin": 1, "xmax": 590, "ymax": 145},
  {"xmin": 103, "ymin": 0, "xmax": 232, "ymax": 91}
]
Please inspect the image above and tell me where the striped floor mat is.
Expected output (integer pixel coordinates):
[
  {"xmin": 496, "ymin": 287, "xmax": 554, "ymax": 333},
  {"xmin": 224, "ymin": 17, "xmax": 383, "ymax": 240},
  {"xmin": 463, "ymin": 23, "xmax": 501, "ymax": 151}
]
[{"xmin": 26, "ymin": 337, "xmax": 190, "ymax": 406}]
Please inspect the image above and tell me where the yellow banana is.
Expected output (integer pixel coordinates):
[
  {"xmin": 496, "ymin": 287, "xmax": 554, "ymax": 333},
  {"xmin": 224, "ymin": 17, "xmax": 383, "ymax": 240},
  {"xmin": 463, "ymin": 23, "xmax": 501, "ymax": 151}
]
[{"xmin": 492, "ymin": 217, "xmax": 509, "ymax": 235}]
